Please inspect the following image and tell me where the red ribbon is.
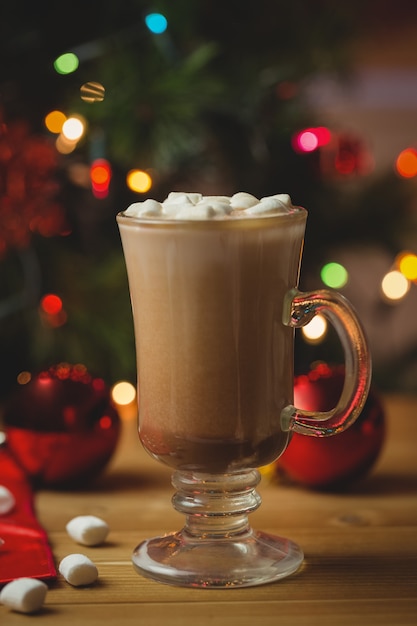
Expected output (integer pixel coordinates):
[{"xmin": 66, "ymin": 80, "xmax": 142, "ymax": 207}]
[{"xmin": 0, "ymin": 445, "xmax": 56, "ymax": 586}]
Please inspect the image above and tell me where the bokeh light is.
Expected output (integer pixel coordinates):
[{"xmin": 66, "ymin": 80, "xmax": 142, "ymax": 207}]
[
  {"xmin": 17, "ymin": 371, "xmax": 32, "ymax": 385},
  {"xmin": 40, "ymin": 294, "xmax": 67, "ymax": 327},
  {"xmin": 398, "ymin": 252, "xmax": 417, "ymax": 281},
  {"xmin": 41, "ymin": 294, "xmax": 63, "ymax": 315},
  {"xmin": 320, "ymin": 262, "xmax": 348, "ymax": 289},
  {"xmin": 314, "ymin": 127, "xmax": 332, "ymax": 146},
  {"xmin": 44, "ymin": 110, "xmax": 67, "ymax": 134},
  {"xmin": 126, "ymin": 169, "xmax": 153, "ymax": 193},
  {"xmin": 145, "ymin": 13, "xmax": 168, "ymax": 34},
  {"xmin": 297, "ymin": 131, "xmax": 318, "ymax": 152},
  {"xmin": 80, "ymin": 81, "xmax": 105, "ymax": 103},
  {"xmin": 56, "ymin": 134, "xmax": 78, "ymax": 154},
  {"xmin": 395, "ymin": 148, "xmax": 417, "ymax": 178},
  {"xmin": 54, "ymin": 52, "xmax": 79, "ymax": 75},
  {"xmin": 301, "ymin": 315, "xmax": 328, "ymax": 343},
  {"xmin": 292, "ymin": 126, "xmax": 331, "ymax": 153},
  {"xmin": 90, "ymin": 158, "xmax": 112, "ymax": 198},
  {"xmin": 111, "ymin": 381, "xmax": 136, "ymax": 405},
  {"xmin": 381, "ymin": 270, "xmax": 410, "ymax": 302},
  {"xmin": 62, "ymin": 116, "xmax": 85, "ymax": 141},
  {"xmin": 99, "ymin": 415, "xmax": 113, "ymax": 430},
  {"xmin": 67, "ymin": 162, "xmax": 91, "ymax": 188},
  {"xmin": 335, "ymin": 151, "xmax": 357, "ymax": 175}
]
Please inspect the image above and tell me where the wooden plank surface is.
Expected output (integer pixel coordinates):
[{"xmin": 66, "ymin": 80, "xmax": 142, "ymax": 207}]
[{"xmin": 1, "ymin": 394, "xmax": 417, "ymax": 625}]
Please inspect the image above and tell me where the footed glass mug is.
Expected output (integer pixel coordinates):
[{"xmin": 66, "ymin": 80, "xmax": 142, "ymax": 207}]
[{"xmin": 117, "ymin": 192, "xmax": 371, "ymax": 588}]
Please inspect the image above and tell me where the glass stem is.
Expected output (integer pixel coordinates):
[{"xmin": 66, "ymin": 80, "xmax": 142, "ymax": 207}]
[{"xmin": 171, "ymin": 469, "xmax": 262, "ymax": 539}]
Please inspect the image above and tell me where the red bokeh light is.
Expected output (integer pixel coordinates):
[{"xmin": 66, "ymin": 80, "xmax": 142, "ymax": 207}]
[
  {"xmin": 395, "ymin": 148, "xmax": 417, "ymax": 178},
  {"xmin": 41, "ymin": 294, "xmax": 63, "ymax": 315},
  {"xmin": 292, "ymin": 126, "xmax": 332, "ymax": 153},
  {"xmin": 99, "ymin": 415, "xmax": 113, "ymax": 430},
  {"xmin": 90, "ymin": 158, "xmax": 112, "ymax": 198}
]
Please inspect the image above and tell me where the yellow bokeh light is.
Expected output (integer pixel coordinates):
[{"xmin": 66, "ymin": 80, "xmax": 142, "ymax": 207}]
[
  {"xmin": 398, "ymin": 252, "xmax": 417, "ymax": 281},
  {"xmin": 126, "ymin": 169, "xmax": 153, "ymax": 193},
  {"xmin": 381, "ymin": 270, "xmax": 410, "ymax": 301},
  {"xmin": 111, "ymin": 381, "xmax": 136, "ymax": 406},
  {"xmin": 45, "ymin": 110, "xmax": 67, "ymax": 134},
  {"xmin": 301, "ymin": 314, "xmax": 327, "ymax": 343},
  {"xmin": 62, "ymin": 116, "xmax": 86, "ymax": 141}
]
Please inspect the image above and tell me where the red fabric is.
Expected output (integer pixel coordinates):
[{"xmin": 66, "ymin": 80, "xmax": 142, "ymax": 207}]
[{"xmin": 0, "ymin": 446, "xmax": 56, "ymax": 586}]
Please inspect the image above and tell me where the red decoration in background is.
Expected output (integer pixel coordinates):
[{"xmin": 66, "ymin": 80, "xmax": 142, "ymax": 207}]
[
  {"xmin": 0, "ymin": 117, "xmax": 69, "ymax": 257},
  {"xmin": 3, "ymin": 363, "xmax": 121, "ymax": 488},
  {"xmin": 276, "ymin": 364, "xmax": 386, "ymax": 490}
]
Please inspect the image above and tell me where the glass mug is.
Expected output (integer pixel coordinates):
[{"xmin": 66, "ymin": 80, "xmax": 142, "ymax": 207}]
[{"xmin": 117, "ymin": 197, "xmax": 371, "ymax": 588}]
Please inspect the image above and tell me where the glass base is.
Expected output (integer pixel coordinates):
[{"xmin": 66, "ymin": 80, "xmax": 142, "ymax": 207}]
[
  {"xmin": 132, "ymin": 469, "xmax": 304, "ymax": 588},
  {"xmin": 132, "ymin": 528, "xmax": 303, "ymax": 588}
]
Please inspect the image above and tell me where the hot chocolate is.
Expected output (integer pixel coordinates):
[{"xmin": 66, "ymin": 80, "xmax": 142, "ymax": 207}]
[{"xmin": 117, "ymin": 193, "xmax": 307, "ymax": 472}]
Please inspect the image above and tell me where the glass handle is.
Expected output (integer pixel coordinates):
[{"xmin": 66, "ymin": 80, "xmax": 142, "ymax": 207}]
[{"xmin": 281, "ymin": 288, "xmax": 372, "ymax": 436}]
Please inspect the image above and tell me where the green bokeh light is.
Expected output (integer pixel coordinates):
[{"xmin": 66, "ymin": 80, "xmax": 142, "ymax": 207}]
[
  {"xmin": 54, "ymin": 53, "xmax": 79, "ymax": 75},
  {"xmin": 320, "ymin": 262, "xmax": 348, "ymax": 288}
]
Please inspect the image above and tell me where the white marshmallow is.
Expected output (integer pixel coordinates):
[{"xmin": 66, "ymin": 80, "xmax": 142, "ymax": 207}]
[
  {"xmin": 162, "ymin": 193, "xmax": 203, "ymax": 218},
  {"xmin": 175, "ymin": 204, "xmax": 217, "ymax": 220},
  {"xmin": 66, "ymin": 515, "xmax": 109, "ymax": 546},
  {"xmin": 271, "ymin": 193, "xmax": 292, "ymax": 206},
  {"xmin": 124, "ymin": 199, "xmax": 162, "ymax": 217},
  {"xmin": 196, "ymin": 199, "xmax": 232, "ymax": 216},
  {"xmin": 165, "ymin": 191, "xmax": 202, "ymax": 205},
  {"xmin": 58, "ymin": 554, "xmax": 98, "ymax": 587},
  {"xmin": 246, "ymin": 196, "xmax": 289, "ymax": 215},
  {"xmin": 202, "ymin": 195, "xmax": 230, "ymax": 203},
  {"xmin": 0, "ymin": 578, "xmax": 48, "ymax": 614},
  {"xmin": 230, "ymin": 192, "xmax": 258, "ymax": 209},
  {"xmin": 0, "ymin": 485, "xmax": 15, "ymax": 515}
]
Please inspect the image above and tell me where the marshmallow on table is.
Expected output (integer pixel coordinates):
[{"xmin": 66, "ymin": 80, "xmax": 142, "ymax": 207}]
[
  {"xmin": 0, "ymin": 578, "xmax": 48, "ymax": 614},
  {"xmin": 59, "ymin": 554, "xmax": 98, "ymax": 587},
  {"xmin": 0, "ymin": 485, "xmax": 15, "ymax": 515},
  {"xmin": 66, "ymin": 515, "xmax": 109, "ymax": 546}
]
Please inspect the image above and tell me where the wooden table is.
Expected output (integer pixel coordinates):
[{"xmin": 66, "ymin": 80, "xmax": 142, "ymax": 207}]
[{"xmin": 1, "ymin": 394, "xmax": 417, "ymax": 625}]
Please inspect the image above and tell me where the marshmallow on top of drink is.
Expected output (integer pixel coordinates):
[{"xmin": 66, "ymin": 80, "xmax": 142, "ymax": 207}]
[{"xmin": 123, "ymin": 192, "xmax": 295, "ymax": 220}]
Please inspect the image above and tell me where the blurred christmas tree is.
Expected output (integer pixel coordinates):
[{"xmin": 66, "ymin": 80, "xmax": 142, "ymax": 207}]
[{"xmin": 1, "ymin": 0, "xmax": 416, "ymax": 399}]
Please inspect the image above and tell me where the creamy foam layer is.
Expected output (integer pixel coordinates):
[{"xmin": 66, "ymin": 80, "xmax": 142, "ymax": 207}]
[{"xmin": 123, "ymin": 192, "xmax": 295, "ymax": 220}]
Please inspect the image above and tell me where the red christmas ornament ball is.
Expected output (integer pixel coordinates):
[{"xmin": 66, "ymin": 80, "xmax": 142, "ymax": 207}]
[
  {"xmin": 277, "ymin": 363, "xmax": 386, "ymax": 490},
  {"xmin": 3, "ymin": 364, "xmax": 121, "ymax": 488}
]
